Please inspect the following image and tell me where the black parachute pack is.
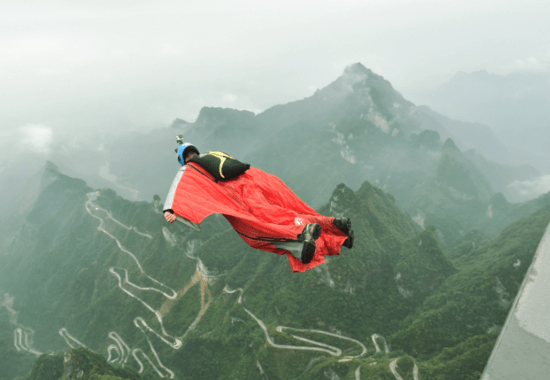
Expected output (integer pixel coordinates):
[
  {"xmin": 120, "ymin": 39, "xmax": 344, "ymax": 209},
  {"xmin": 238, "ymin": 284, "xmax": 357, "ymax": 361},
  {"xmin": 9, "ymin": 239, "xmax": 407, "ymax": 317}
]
[{"xmin": 189, "ymin": 152, "xmax": 251, "ymax": 182}]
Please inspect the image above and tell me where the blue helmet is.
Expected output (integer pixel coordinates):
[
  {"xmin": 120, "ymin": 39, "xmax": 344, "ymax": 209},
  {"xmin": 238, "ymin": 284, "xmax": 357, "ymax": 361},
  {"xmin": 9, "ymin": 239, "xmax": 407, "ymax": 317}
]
[{"xmin": 176, "ymin": 142, "xmax": 200, "ymax": 166}]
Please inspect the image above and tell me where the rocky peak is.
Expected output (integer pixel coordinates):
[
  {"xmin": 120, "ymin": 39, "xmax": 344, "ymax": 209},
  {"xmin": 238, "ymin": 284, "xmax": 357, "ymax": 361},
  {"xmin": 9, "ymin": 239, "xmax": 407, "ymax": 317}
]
[
  {"xmin": 412, "ymin": 130, "xmax": 442, "ymax": 150},
  {"xmin": 170, "ymin": 118, "xmax": 191, "ymax": 128},
  {"xmin": 194, "ymin": 107, "xmax": 256, "ymax": 130},
  {"xmin": 44, "ymin": 160, "xmax": 59, "ymax": 173},
  {"xmin": 340, "ymin": 62, "xmax": 371, "ymax": 88},
  {"xmin": 41, "ymin": 161, "xmax": 63, "ymax": 190},
  {"xmin": 442, "ymin": 138, "xmax": 460, "ymax": 152},
  {"xmin": 344, "ymin": 62, "xmax": 371, "ymax": 75}
]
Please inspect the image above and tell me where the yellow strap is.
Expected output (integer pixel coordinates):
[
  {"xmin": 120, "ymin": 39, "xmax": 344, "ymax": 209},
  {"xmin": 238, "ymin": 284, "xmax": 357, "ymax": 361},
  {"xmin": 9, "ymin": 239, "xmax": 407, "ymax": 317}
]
[{"xmin": 208, "ymin": 152, "xmax": 234, "ymax": 179}]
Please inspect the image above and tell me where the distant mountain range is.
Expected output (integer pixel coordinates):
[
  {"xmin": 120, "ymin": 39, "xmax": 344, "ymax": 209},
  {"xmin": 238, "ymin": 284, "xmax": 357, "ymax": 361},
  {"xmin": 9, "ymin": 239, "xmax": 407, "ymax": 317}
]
[
  {"xmin": 90, "ymin": 64, "xmax": 536, "ymax": 206},
  {"xmin": 94, "ymin": 63, "xmax": 539, "ymax": 245},
  {"xmin": 422, "ymin": 69, "xmax": 550, "ymax": 173},
  {"xmin": 2, "ymin": 63, "xmax": 550, "ymax": 380},
  {"xmin": 2, "ymin": 154, "xmax": 550, "ymax": 380}
]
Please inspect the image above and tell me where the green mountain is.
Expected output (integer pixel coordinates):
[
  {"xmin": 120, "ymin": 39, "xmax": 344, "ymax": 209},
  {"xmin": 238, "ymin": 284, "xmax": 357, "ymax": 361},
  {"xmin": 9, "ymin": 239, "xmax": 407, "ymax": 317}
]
[
  {"xmin": 98, "ymin": 63, "xmax": 537, "ymax": 248},
  {"xmin": 0, "ymin": 306, "xmax": 36, "ymax": 380},
  {"xmin": 3, "ymin": 64, "xmax": 550, "ymax": 380},
  {"xmin": 16, "ymin": 347, "xmax": 141, "ymax": 380},
  {"xmin": 389, "ymin": 204, "xmax": 550, "ymax": 379},
  {"xmin": 102, "ymin": 64, "xmax": 529, "ymax": 208},
  {"xmin": 1, "ymin": 161, "xmax": 462, "ymax": 380},
  {"xmin": 463, "ymin": 149, "xmax": 539, "ymax": 202},
  {"xmin": 5, "ymin": 157, "xmax": 550, "ymax": 379}
]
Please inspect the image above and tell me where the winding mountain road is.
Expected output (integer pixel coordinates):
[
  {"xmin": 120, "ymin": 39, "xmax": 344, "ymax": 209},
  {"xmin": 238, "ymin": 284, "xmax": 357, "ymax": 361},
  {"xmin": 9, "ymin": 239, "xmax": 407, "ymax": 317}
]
[
  {"xmin": 85, "ymin": 191, "xmax": 221, "ymax": 378},
  {"xmin": 59, "ymin": 328, "xmax": 86, "ymax": 349},
  {"xmin": 84, "ymin": 190, "xmax": 417, "ymax": 379},
  {"xmin": 2, "ymin": 293, "xmax": 42, "ymax": 357},
  {"xmin": 389, "ymin": 358, "xmax": 420, "ymax": 380},
  {"xmin": 389, "ymin": 358, "xmax": 402, "ymax": 379},
  {"xmin": 224, "ymin": 286, "xmax": 367, "ymax": 362},
  {"xmin": 13, "ymin": 328, "xmax": 42, "ymax": 356},
  {"xmin": 371, "ymin": 333, "xmax": 390, "ymax": 353}
]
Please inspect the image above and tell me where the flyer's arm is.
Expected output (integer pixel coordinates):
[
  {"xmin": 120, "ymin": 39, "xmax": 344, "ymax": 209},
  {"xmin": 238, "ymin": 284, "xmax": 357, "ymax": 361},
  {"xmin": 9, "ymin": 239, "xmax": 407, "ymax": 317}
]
[{"xmin": 163, "ymin": 166, "xmax": 201, "ymax": 232}]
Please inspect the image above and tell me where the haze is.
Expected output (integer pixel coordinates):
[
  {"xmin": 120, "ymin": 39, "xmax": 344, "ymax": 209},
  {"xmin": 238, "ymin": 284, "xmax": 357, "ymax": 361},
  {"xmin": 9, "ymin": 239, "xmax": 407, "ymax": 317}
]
[{"xmin": 1, "ymin": 0, "xmax": 549, "ymax": 186}]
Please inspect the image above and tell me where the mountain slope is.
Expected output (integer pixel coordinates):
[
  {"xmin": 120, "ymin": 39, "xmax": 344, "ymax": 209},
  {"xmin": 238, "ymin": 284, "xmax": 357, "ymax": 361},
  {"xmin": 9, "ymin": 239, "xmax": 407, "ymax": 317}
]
[
  {"xmin": 1, "ymin": 166, "xmax": 457, "ymax": 380},
  {"xmin": 19, "ymin": 347, "xmax": 142, "ymax": 380},
  {"xmin": 81, "ymin": 64, "xmax": 541, "ymax": 249},
  {"xmin": 390, "ymin": 204, "xmax": 550, "ymax": 359},
  {"xmin": 424, "ymin": 69, "xmax": 550, "ymax": 172},
  {"xmin": 3, "ymin": 64, "xmax": 550, "ymax": 380},
  {"xmin": 3, "ymin": 161, "xmax": 550, "ymax": 379}
]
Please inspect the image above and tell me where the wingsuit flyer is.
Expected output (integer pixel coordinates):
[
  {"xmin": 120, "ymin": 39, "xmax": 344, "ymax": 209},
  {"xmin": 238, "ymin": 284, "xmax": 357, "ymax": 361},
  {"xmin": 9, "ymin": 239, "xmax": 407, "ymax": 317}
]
[{"xmin": 163, "ymin": 136, "xmax": 354, "ymax": 273}]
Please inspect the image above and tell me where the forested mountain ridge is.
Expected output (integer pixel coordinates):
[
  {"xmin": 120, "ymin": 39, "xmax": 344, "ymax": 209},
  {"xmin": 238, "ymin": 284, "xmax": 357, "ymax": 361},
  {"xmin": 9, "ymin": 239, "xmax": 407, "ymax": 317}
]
[
  {"xmin": 100, "ymin": 64, "xmax": 536, "ymax": 248},
  {"xmin": 14, "ymin": 347, "xmax": 142, "ymax": 380},
  {"xmin": 2, "ymin": 63, "xmax": 550, "ymax": 380},
  {"xmin": 391, "ymin": 204, "xmax": 550, "ymax": 379},
  {"xmin": 2, "ymin": 159, "xmax": 550, "ymax": 379},
  {"xmin": 104, "ymin": 64, "xmax": 535, "ymax": 209}
]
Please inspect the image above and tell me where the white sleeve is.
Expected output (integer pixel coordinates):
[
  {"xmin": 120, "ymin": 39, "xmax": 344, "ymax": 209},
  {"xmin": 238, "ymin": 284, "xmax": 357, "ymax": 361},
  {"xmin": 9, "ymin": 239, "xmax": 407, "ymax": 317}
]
[{"xmin": 163, "ymin": 166, "xmax": 186, "ymax": 212}]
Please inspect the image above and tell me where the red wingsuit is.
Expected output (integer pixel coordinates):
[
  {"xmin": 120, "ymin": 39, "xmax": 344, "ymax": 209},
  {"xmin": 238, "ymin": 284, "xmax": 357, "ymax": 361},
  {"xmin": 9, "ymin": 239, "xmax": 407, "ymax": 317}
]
[{"xmin": 164, "ymin": 162, "xmax": 348, "ymax": 272}]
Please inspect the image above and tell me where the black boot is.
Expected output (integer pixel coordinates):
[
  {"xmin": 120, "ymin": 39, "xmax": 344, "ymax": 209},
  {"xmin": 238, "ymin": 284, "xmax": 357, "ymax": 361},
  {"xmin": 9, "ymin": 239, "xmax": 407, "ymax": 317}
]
[
  {"xmin": 299, "ymin": 223, "xmax": 322, "ymax": 264},
  {"xmin": 334, "ymin": 217, "xmax": 354, "ymax": 249}
]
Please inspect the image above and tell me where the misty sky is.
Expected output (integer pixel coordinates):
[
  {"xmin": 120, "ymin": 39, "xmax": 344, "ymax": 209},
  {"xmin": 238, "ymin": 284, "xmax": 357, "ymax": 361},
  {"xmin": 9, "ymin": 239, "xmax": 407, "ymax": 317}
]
[{"xmin": 1, "ymin": 0, "xmax": 550, "ymax": 135}]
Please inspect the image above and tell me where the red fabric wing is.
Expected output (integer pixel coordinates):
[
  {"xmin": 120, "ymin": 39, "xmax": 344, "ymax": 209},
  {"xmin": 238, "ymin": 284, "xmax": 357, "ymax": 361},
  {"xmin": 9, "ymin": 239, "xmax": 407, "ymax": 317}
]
[{"xmin": 170, "ymin": 163, "xmax": 347, "ymax": 272}]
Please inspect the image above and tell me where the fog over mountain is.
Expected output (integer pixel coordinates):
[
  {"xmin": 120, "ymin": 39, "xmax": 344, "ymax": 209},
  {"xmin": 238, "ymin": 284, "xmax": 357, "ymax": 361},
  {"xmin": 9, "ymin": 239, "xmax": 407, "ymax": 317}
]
[
  {"xmin": 2, "ymin": 1, "xmax": 550, "ymax": 143},
  {"xmin": 2, "ymin": 62, "xmax": 550, "ymax": 380},
  {"xmin": 0, "ymin": 62, "xmax": 546, "ymax": 226},
  {"xmin": 2, "ymin": 3, "xmax": 550, "ymax": 378},
  {"xmin": 2, "ymin": 1, "xmax": 550, "ymax": 209},
  {"xmin": 420, "ymin": 69, "xmax": 550, "ymax": 173}
]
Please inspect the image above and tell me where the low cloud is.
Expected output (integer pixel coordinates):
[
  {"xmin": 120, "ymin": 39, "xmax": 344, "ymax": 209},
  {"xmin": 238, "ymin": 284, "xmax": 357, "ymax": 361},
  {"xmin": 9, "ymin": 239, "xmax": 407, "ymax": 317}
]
[
  {"xmin": 20, "ymin": 124, "xmax": 54, "ymax": 153},
  {"xmin": 221, "ymin": 93, "xmax": 238, "ymax": 104},
  {"xmin": 510, "ymin": 56, "xmax": 550, "ymax": 73},
  {"xmin": 508, "ymin": 175, "xmax": 550, "ymax": 200}
]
